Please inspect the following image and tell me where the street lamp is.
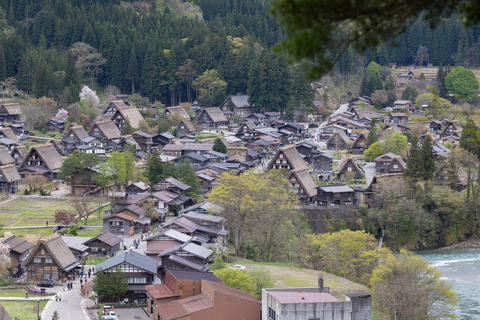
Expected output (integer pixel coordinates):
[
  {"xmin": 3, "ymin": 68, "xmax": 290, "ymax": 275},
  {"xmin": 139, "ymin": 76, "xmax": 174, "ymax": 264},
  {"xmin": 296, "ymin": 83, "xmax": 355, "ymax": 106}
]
[{"xmin": 38, "ymin": 288, "xmax": 45, "ymax": 320}]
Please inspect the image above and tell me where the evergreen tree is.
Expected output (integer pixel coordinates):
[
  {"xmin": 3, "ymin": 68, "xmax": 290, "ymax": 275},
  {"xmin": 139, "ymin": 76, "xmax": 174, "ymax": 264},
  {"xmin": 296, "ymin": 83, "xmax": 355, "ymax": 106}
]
[
  {"xmin": 176, "ymin": 159, "xmax": 202, "ymax": 198},
  {"xmin": 437, "ymin": 63, "xmax": 447, "ymax": 98},
  {"xmin": 8, "ymin": 0, "xmax": 15, "ymax": 26},
  {"xmin": 384, "ymin": 75, "xmax": 395, "ymax": 91},
  {"xmin": 0, "ymin": 43, "xmax": 6, "ymax": 82},
  {"xmin": 421, "ymin": 135, "xmax": 435, "ymax": 180},
  {"xmin": 459, "ymin": 119, "xmax": 480, "ymax": 159},
  {"xmin": 367, "ymin": 119, "xmax": 378, "ymax": 147},
  {"xmin": 126, "ymin": 49, "xmax": 138, "ymax": 94},
  {"xmin": 121, "ymin": 119, "xmax": 134, "ymax": 135},
  {"xmin": 359, "ymin": 74, "xmax": 370, "ymax": 96},
  {"xmin": 213, "ymin": 138, "xmax": 227, "ymax": 154},
  {"xmin": 145, "ymin": 150, "xmax": 163, "ymax": 185},
  {"xmin": 405, "ymin": 135, "xmax": 422, "ymax": 179}
]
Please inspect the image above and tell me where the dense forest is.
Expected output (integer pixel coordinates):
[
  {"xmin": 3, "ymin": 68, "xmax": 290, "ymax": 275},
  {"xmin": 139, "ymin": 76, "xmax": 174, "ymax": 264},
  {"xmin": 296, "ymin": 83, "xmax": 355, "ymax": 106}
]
[{"xmin": 0, "ymin": 0, "xmax": 315, "ymax": 117}]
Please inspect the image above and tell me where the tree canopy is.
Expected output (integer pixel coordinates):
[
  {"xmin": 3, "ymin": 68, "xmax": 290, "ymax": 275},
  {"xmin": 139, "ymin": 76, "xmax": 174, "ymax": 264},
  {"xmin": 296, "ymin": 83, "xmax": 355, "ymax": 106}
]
[{"xmin": 445, "ymin": 66, "xmax": 479, "ymax": 102}]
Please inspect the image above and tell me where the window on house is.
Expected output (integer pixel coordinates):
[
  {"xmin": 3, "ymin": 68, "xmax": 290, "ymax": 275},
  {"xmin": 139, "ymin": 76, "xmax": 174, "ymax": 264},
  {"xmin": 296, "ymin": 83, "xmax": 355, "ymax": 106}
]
[
  {"xmin": 40, "ymin": 249, "xmax": 45, "ymax": 254},
  {"xmin": 45, "ymin": 258, "xmax": 52, "ymax": 264},
  {"xmin": 268, "ymin": 307, "xmax": 276, "ymax": 320},
  {"xmin": 393, "ymin": 164, "xmax": 398, "ymax": 169},
  {"xmin": 347, "ymin": 167, "xmax": 352, "ymax": 172},
  {"xmin": 291, "ymin": 177, "xmax": 296, "ymax": 182},
  {"xmin": 34, "ymin": 257, "xmax": 41, "ymax": 263},
  {"xmin": 280, "ymin": 154, "xmax": 283, "ymax": 158},
  {"xmin": 276, "ymin": 159, "xmax": 280, "ymax": 164}
]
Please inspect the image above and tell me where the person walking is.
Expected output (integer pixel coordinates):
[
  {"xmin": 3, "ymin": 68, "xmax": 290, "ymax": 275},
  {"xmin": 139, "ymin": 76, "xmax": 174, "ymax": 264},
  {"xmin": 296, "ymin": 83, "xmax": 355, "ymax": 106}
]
[
  {"xmin": 55, "ymin": 294, "xmax": 58, "ymax": 302},
  {"xmin": 58, "ymin": 293, "xmax": 61, "ymax": 302},
  {"xmin": 88, "ymin": 270, "xmax": 91, "ymax": 278},
  {"xmin": 25, "ymin": 291, "xmax": 28, "ymax": 299},
  {"xmin": 80, "ymin": 278, "xmax": 83, "ymax": 285}
]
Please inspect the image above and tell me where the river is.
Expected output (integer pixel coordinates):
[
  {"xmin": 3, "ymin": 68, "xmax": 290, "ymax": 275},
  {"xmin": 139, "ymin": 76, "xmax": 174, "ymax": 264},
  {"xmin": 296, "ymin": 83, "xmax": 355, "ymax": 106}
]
[{"xmin": 420, "ymin": 248, "xmax": 480, "ymax": 319}]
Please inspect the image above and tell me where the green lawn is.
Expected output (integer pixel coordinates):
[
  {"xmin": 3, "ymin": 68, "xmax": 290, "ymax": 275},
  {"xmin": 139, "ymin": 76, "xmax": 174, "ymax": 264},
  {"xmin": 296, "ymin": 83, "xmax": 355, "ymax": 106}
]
[
  {"xmin": 1, "ymin": 288, "xmax": 29, "ymax": 298},
  {"xmin": 2, "ymin": 300, "xmax": 48, "ymax": 320},
  {"xmin": 76, "ymin": 228, "xmax": 102, "ymax": 237},
  {"xmin": 196, "ymin": 132, "xmax": 220, "ymax": 140},
  {"xmin": 86, "ymin": 256, "xmax": 109, "ymax": 265}
]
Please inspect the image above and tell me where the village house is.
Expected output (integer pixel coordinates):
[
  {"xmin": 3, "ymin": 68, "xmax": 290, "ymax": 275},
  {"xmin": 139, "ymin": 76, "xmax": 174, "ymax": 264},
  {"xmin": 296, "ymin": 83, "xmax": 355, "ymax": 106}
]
[
  {"xmin": 348, "ymin": 96, "xmax": 373, "ymax": 108},
  {"xmin": 22, "ymin": 235, "xmax": 79, "ymax": 284},
  {"xmin": 327, "ymin": 117, "xmax": 368, "ymax": 136},
  {"xmin": 0, "ymin": 164, "xmax": 21, "ymax": 193},
  {"xmin": 268, "ymin": 144, "xmax": 308, "ymax": 171},
  {"xmin": 396, "ymin": 71, "xmax": 414, "ymax": 85},
  {"xmin": 390, "ymin": 113, "xmax": 409, "ymax": 124},
  {"xmin": 162, "ymin": 216, "xmax": 228, "ymax": 244},
  {"xmin": 159, "ymin": 242, "xmax": 214, "ymax": 273},
  {"xmin": 310, "ymin": 152, "xmax": 333, "ymax": 174},
  {"xmin": 1, "ymin": 235, "xmax": 34, "ymax": 277},
  {"xmin": 295, "ymin": 141, "xmax": 318, "ymax": 159},
  {"xmin": 18, "ymin": 144, "xmax": 64, "ymax": 179},
  {"xmin": 430, "ymin": 120, "xmax": 442, "ymax": 132},
  {"xmin": 102, "ymin": 100, "xmax": 131, "ymax": 115},
  {"xmin": 126, "ymin": 181, "xmax": 150, "ymax": 194},
  {"xmin": 336, "ymin": 157, "xmax": 364, "ymax": 181},
  {"xmin": 203, "ymin": 150, "xmax": 228, "ymax": 163},
  {"xmin": 374, "ymin": 153, "xmax": 407, "ymax": 175},
  {"xmin": 89, "ymin": 120, "xmax": 122, "ymax": 146},
  {"xmin": 348, "ymin": 105, "xmax": 379, "ymax": 122},
  {"xmin": 0, "ymin": 103, "xmax": 22, "ymax": 122},
  {"xmin": 102, "ymin": 212, "xmax": 137, "ymax": 236},
  {"xmin": 165, "ymin": 106, "xmax": 190, "ymax": 119},
  {"xmin": 441, "ymin": 135, "xmax": 461, "ymax": 147},
  {"xmin": 326, "ymin": 130, "xmax": 351, "ymax": 150},
  {"xmin": 440, "ymin": 120, "xmax": 463, "ymax": 139},
  {"xmin": 288, "ymin": 168, "xmax": 317, "ymax": 205},
  {"xmin": 144, "ymin": 229, "xmax": 192, "ymax": 260},
  {"xmin": 245, "ymin": 113, "xmax": 268, "ymax": 126},
  {"xmin": 133, "ymin": 131, "xmax": 154, "ymax": 152},
  {"xmin": 235, "ymin": 121, "xmax": 259, "ymax": 141},
  {"xmin": 196, "ymin": 107, "xmax": 228, "ymax": 128},
  {"xmin": 0, "ymin": 137, "xmax": 20, "ymax": 154},
  {"xmin": 434, "ymin": 159, "xmax": 468, "ymax": 191},
  {"xmin": 177, "ymin": 119, "xmax": 197, "ymax": 136},
  {"xmin": 351, "ymin": 133, "xmax": 368, "ymax": 154},
  {"xmin": 222, "ymin": 94, "xmax": 255, "ymax": 118},
  {"xmin": 9, "ymin": 121, "xmax": 29, "ymax": 136},
  {"xmin": 111, "ymin": 105, "xmax": 145, "ymax": 130},
  {"xmin": 263, "ymin": 284, "xmax": 371, "ymax": 320},
  {"xmin": 45, "ymin": 118, "xmax": 66, "ymax": 133},
  {"xmin": 264, "ymin": 111, "xmax": 281, "ymax": 122},
  {"xmin": 316, "ymin": 185, "xmax": 356, "ymax": 206},
  {"xmin": 62, "ymin": 125, "xmax": 91, "ymax": 154},
  {"xmin": 0, "ymin": 127, "xmax": 19, "ymax": 143},
  {"xmin": 61, "ymin": 236, "xmax": 90, "ymax": 264},
  {"xmin": 146, "ymin": 269, "xmax": 222, "ymax": 316},
  {"xmin": 393, "ymin": 100, "xmax": 415, "ymax": 111},
  {"xmin": 155, "ymin": 279, "xmax": 261, "ymax": 320},
  {"xmin": 161, "ymin": 143, "xmax": 214, "ymax": 157},
  {"xmin": 278, "ymin": 123, "xmax": 306, "ymax": 136},
  {"xmin": 197, "ymin": 173, "xmax": 215, "ymax": 193},
  {"xmin": 175, "ymin": 153, "xmax": 210, "ymax": 168},
  {"xmin": 11, "ymin": 145, "xmax": 27, "ymax": 165},
  {"xmin": 94, "ymin": 250, "xmax": 159, "ymax": 304},
  {"xmin": 153, "ymin": 177, "xmax": 191, "ymax": 194},
  {"xmin": 75, "ymin": 136, "xmax": 107, "ymax": 155},
  {"xmin": 0, "ymin": 146, "xmax": 14, "ymax": 166},
  {"xmin": 82, "ymin": 232, "xmax": 123, "ymax": 256}
]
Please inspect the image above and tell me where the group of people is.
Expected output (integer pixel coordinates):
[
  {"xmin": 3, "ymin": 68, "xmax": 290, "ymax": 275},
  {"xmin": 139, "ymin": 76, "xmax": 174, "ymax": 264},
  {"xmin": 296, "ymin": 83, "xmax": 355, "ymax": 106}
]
[{"xmin": 54, "ymin": 293, "xmax": 62, "ymax": 302}]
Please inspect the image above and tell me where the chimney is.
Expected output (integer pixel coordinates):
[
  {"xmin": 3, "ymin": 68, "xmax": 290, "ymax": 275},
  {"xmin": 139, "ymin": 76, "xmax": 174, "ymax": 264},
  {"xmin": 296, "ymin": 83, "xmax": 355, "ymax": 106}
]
[{"xmin": 318, "ymin": 277, "xmax": 324, "ymax": 292}]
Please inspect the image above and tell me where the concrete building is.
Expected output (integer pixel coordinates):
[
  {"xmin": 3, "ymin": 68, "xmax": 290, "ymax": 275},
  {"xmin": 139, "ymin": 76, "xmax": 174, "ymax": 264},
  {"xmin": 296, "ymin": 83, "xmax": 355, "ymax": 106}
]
[{"xmin": 262, "ymin": 280, "xmax": 371, "ymax": 320}]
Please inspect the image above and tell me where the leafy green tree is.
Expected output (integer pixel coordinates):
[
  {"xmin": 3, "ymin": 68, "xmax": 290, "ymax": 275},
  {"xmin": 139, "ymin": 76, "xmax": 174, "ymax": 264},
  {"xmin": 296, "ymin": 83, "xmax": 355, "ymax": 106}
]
[
  {"xmin": 121, "ymin": 119, "xmax": 134, "ymax": 135},
  {"xmin": 93, "ymin": 268, "xmax": 129, "ymax": 303},
  {"xmin": 145, "ymin": 151, "xmax": 165, "ymax": 186},
  {"xmin": 364, "ymin": 142, "xmax": 384, "ymax": 161},
  {"xmin": 58, "ymin": 151, "xmax": 105, "ymax": 195},
  {"xmin": 384, "ymin": 132, "xmax": 409, "ymax": 155},
  {"xmin": 371, "ymin": 251, "xmax": 457, "ymax": 320},
  {"xmin": 248, "ymin": 268, "xmax": 275, "ymax": 300},
  {"xmin": 176, "ymin": 160, "xmax": 202, "ymax": 198},
  {"xmin": 193, "ymin": 69, "xmax": 227, "ymax": 106},
  {"xmin": 460, "ymin": 120, "xmax": 480, "ymax": 159},
  {"xmin": 210, "ymin": 257, "xmax": 227, "ymax": 272},
  {"xmin": 421, "ymin": 135, "xmax": 435, "ymax": 180},
  {"xmin": 384, "ymin": 75, "xmax": 395, "ymax": 91},
  {"xmin": 99, "ymin": 152, "xmax": 135, "ymax": 190},
  {"xmin": 176, "ymin": 58, "xmax": 197, "ymax": 103},
  {"xmin": 445, "ymin": 66, "xmax": 479, "ymax": 103},
  {"xmin": 214, "ymin": 268, "xmax": 254, "ymax": 294},
  {"xmin": 401, "ymin": 86, "xmax": 418, "ymax": 102},
  {"xmin": 213, "ymin": 138, "xmax": 227, "ymax": 154},
  {"xmin": 372, "ymin": 90, "xmax": 388, "ymax": 109}
]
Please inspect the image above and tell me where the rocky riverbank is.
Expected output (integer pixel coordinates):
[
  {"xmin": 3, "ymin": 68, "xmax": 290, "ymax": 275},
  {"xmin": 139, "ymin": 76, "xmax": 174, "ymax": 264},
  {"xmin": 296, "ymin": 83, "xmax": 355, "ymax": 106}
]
[{"xmin": 441, "ymin": 236, "xmax": 480, "ymax": 250}]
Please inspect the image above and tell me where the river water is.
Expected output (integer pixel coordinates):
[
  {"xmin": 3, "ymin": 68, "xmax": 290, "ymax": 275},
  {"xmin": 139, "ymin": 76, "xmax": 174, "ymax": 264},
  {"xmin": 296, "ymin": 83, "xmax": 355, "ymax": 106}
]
[{"xmin": 420, "ymin": 248, "xmax": 480, "ymax": 319}]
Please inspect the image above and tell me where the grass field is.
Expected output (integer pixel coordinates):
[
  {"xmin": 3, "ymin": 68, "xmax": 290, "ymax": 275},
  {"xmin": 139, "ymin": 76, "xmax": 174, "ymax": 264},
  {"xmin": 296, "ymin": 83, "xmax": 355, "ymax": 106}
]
[{"xmin": 2, "ymin": 300, "xmax": 48, "ymax": 320}]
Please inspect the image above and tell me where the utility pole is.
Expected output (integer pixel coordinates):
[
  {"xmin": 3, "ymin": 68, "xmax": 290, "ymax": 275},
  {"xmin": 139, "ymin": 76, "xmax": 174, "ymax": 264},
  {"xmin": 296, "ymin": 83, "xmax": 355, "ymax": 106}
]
[{"xmin": 289, "ymin": 239, "xmax": 292, "ymax": 263}]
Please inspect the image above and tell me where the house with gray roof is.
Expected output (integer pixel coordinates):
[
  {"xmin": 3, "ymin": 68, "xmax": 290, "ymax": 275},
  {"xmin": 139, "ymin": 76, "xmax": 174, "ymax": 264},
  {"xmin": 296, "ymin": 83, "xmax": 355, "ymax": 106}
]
[
  {"xmin": 159, "ymin": 242, "xmax": 213, "ymax": 272},
  {"xmin": 316, "ymin": 185, "xmax": 357, "ymax": 206},
  {"xmin": 222, "ymin": 94, "xmax": 254, "ymax": 117},
  {"xmin": 94, "ymin": 250, "xmax": 159, "ymax": 303},
  {"xmin": 83, "ymin": 232, "xmax": 123, "ymax": 256},
  {"xmin": 1, "ymin": 235, "xmax": 34, "ymax": 276},
  {"xmin": 196, "ymin": 107, "xmax": 228, "ymax": 128}
]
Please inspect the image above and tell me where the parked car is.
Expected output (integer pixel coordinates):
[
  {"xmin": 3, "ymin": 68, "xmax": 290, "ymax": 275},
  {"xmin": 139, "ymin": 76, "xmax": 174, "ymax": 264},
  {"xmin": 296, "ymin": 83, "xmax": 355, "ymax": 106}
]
[
  {"xmin": 37, "ymin": 280, "xmax": 54, "ymax": 287},
  {"xmin": 232, "ymin": 265, "xmax": 246, "ymax": 271}
]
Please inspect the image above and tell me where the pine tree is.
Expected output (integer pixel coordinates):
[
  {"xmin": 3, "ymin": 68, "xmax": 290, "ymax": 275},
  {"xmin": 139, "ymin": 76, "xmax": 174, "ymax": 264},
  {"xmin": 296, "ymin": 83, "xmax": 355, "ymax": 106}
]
[
  {"xmin": 459, "ymin": 119, "xmax": 480, "ymax": 159},
  {"xmin": 437, "ymin": 63, "xmax": 447, "ymax": 98},
  {"xmin": 405, "ymin": 135, "xmax": 422, "ymax": 179},
  {"xmin": 0, "ymin": 43, "xmax": 6, "ymax": 82},
  {"xmin": 213, "ymin": 138, "xmax": 227, "ymax": 154},
  {"xmin": 126, "ymin": 49, "xmax": 138, "ymax": 94},
  {"xmin": 367, "ymin": 119, "xmax": 378, "ymax": 146},
  {"xmin": 8, "ymin": 0, "xmax": 15, "ymax": 26},
  {"xmin": 421, "ymin": 135, "xmax": 435, "ymax": 180},
  {"xmin": 359, "ymin": 74, "xmax": 369, "ymax": 97},
  {"xmin": 121, "ymin": 119, "xmax": 134, "ymax": 135}
]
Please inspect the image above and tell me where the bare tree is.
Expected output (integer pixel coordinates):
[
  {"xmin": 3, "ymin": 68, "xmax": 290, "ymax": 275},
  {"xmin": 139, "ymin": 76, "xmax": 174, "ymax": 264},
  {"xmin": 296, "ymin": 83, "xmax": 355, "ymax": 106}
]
[
  {"xmin": 71, "ymin": 42, "xmax": 106, "ymax": 88},
  {"xmin": 415, "ymin": 46, "xmax": 429, "ymax": 66}
]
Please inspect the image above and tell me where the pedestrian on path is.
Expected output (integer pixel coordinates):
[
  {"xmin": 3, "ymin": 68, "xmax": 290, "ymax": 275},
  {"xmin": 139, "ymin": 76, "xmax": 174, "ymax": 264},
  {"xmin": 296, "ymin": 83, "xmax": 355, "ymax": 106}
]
[
  {"xmin": 46, "ymin": 221, "xmax": 48, "ymax": 226},
  {"xmin": 58, "ymin": 293, "xmax": 61, "ymax": 301},
  {"xmin": 25, "ymin": 291, "xmax": 28, "ymax": 299},
  {"xmin": 55, "ymin": 294, "xmax": 58, "ymax": 302},
  {"xmin": 80, "ymin": 278, "xmax": 83, "ymax": 285},
  {"xmin": 88, "ymin": 270, "xmax": 91, "ymax": 278}
]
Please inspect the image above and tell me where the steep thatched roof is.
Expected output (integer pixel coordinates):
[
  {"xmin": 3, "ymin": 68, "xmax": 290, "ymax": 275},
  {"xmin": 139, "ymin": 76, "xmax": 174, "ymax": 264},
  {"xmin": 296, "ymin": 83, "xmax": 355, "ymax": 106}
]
[
  {"xmin": 336, "ymin": 157, "xmax": 364, "ymax": 175},
  {"xmin": 290, "ymin": 168, "xmax": 317, "ymax": 197},
  {"xmin": 269, "ymin": 144, "xmax": 308, "ymax": 170},
  {"xmin": 66, "ymin": 125, "xmax": 90, "ymax": 141},
  {"xmin": 118, "ymin": 107, "xmax": 144, "ymax": 128},
  {"xmin": 0, "ymin": 146, "xmax": 14, "ymax": 165},
  {"xmin": 91, "ymin": 120, "xmax": 121, "ymax": 140},
  {"xmin": 1, "ymin": 103, "xmax": 22, "ymax": 115},
  {"xmin": 22, "ymin": 235, "xmax": 77, "ymax": 270},
  {"xmin": 166, "ymin": 106, "xmax": 190, "ymax": 119},
  {"xmin": 0, "ymin": 164, "xmax": 21, "ymax": 182},
  {"xmin": 200, "ymin": 107, "xmax": 228, "ymax": 123},
  {"xmin": 178, "ymin": 119, "xmax": 196, "ymax": 132},
  {"xmin": 21, "ymin": 144, "xmax": 64, "ymax": 171},
  {"xmin": 327, "ymin": 129, "xmax": 350, "ymax": 144},
  {"xmin": 0, "ymin": 127, "xmax": 18, "ymax": 142}
]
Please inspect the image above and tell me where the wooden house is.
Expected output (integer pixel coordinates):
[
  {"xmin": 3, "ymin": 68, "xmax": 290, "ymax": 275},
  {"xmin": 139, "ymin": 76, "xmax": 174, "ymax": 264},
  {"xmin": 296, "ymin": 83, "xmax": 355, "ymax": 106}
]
[
  {"xmin": 0, "ymin": 146, "xmax": 14, "ymax": 166},
  {"xmin": 348, "ymin": 96, "xmax": 373, "ymax": 108},
  {"xmin": 11, "ymin": 145, "xmax": 26, "ymax": 165},
  {"xmin": 62, "ymin": 125, "xmax": 91, "ymax": 154},
  {"xmin": 222, "ymin": 94, "xmax": 254, "ymax": 118},
  {"xmin": 0, "ymin": 164, "xmax": 21, "ymax": 193},
  {"xmin": 278, "ymin": 123, "xmax": 306, "ymax": 136},
  {"xmin": 161, "ymin": 143, "xmax": 214, "ymax": 157},
  {"xmin": 111, "ymin": 105, "xmax": 145, "ymax": 130},
  {"xmin": 18, "ymin": 144, "xmax": 63, "ymax": 179},
  {"xmin": 430, "ymin": 121, "xmax": 442, "ymax": 132},
  {"xmin": 441, "ymin": 135, "xmax": 461, "ymax": 147},
  {"xmin": 94, "ymin": 250, "xmax": 158, "ymax": 303},
  {"xmin": 46, "ymin": 118, "xmax": 66, "ymax": 133},
  {"xmin": 132, "ymin": 131, "xmax": 153, "ymax": 152},
  {"xmin": 295, "ymin": 141, "xmax": 318, "ymax": 158},
  {"xmin": 288, "ymin": 168, "xmax": 317, "ymax": 205},
  {"xmin": 102, "ymin": 212, "xmax": 137, "ymax": 236},
  {"xmin": 316, "ymin": 185, "xmax": 356, "ymax": 206},
  {"xmin": 165, "ymin": 106, "xmax": 190, "ymax": 119},
  {"xmin": 1, "ymin": 235, "xmax": 34, "ymax": 276},
  {"xmin": 0, "ymin": 127, "xmax": 19, "ymax": 143},
  {"xmin": 393, "ymin": 100, "xmax": 415, "ymax": 110},
  {"xmin": 327, "ymin": 117, "xmax": 368, "ymax": 136},
  {"xmin": 349, "ymin": 105, "xmax": 378, "ymax": 122},
  {"xmin": 159, "ymin": 242, "xmax": 213, "ymax": 272},
  {"xmin": 390, "ymin": 113, "xmax": 409, "ymax": 124},
  {"xmin": 440, "ymin": 120, "xmax": 463, "ymax": 139},
  {"xmin": 177, "ymin": 119, "xmax": 197, "ymax": 136},
  {"xmin": 396, "ymin": 71, "xmax": 414, "ymax": 85},
  {"xmin": 435, "ymin": 159, "xmax": 468, "ymax": 191},
  {"xmin": 374, "ymin": 153, "xmax": 406, "ymax": 175},
  {"xmin": 102, "ymin": 100, "xmax": 131, "ymax": 115},
  {"xmin": 326, "ymin": 130, "xmax": 350, "ymax": 150},
  {"xmin": 245, "ymin": 113, "xmax": 267, "ymax": 126},
  {"xmin": 126, "ymin": 181, "xmax": 150, "ymax": 194},
  {"xmin": 22, "ymin": 235, "xmax": 79, "ymax": 284},
  {"xmin": 89, "ymin": 120, "xmax": 121, "ymax": 143},
  {"xmin": 310, "ymin": 153, "xmax": 333, "ymax": 173},
  {"xmin": 351, "ymin": 133, "xmax": 368, "ymax": 154},
  {"xmin": 336, "ymin": 157, "xmax": 364, "ymax": 181},
  {"xmin": 83, "ymin": 232, "xmax": 123, "ymax": 256},
  {"xmin": 268, "ymin": 144, "xmax": 308, "ymax": 171},
  {"xmin": 153, "ymin": 177, "xmax": 191, "ymax": 194},
  {"xmin": 0, "ymin": 103, "xmax": 21, "ymax": 122},
  {"xmin": 196, "ymin": 107, "xmax": 228, "ymax": 128}
]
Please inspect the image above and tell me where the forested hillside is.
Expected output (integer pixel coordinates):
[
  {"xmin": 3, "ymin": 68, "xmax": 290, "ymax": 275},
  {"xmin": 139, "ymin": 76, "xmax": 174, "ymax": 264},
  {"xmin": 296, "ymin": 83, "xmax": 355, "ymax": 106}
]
[{"xmin": 0, "ymin": 0, "xmax": 317, "ymax": 116}]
